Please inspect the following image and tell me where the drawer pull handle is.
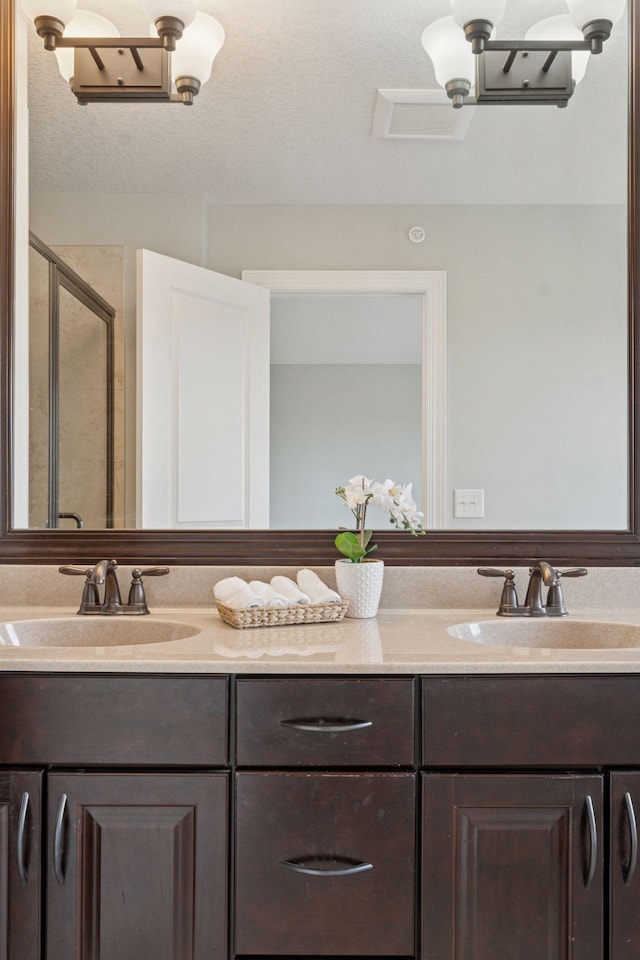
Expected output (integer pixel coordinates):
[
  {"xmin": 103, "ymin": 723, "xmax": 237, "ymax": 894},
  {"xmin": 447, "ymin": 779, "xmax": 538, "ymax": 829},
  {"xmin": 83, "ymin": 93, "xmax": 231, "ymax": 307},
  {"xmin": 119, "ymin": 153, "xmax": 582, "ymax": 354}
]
[
  {"xmin": 624, "ymin": 791, "xmax": 638, "ymax": 885},
  {"xmin": 280, "ymin": 855, "xmax": 373, "ymax": 877},
  {"xmin": 17, "ymin": 792, "xmax": 29, "ymax": 884},
  {"xmin": 584, "ymin": 795, "xmax": 598, "ymax": 889},
  {"xmin": 54, "ymin": 794, "xmax": 67, "ymax": 886},
  {"xmin": 280, "ymin": 718, "xmax": 373, "ymax": 733}
]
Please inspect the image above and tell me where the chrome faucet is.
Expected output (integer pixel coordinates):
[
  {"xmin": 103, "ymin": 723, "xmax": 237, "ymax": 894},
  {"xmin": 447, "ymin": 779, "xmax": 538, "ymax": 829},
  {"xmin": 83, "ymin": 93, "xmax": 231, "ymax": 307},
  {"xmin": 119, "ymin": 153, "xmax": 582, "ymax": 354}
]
[
  {"xmin": 478, "ymin": 562, "xmax": 588, "ymax": 617},
  {"xmin": 59, "ymin": 560, "xmax": 169, "ymax": 615}
]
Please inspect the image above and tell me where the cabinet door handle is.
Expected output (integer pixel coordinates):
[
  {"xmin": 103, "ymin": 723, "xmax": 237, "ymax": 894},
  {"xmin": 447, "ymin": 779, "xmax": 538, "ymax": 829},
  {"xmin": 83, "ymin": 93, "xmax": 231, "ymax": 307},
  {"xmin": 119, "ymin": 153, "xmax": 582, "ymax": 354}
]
[
  {"xmin": 53, "ymin": 794, "xmax": 67, "ymax": 885},
  {"xmin": 17, "ymin": 791, "xmax": 29, "ymax": 884},
  {"xmin": 280, "ymin": 718, "xmax": 373, "ymax": 733},
  {"xmin": 624, "ymin": 791, "xmax": 638, "ymax": 885},
  {"xmin": 584, "ymin": 795, "xmax": 598, "ymax": 888},
  {"xmin": 280, "ymin": 855, "xmax": 373, "ymax": 877}
]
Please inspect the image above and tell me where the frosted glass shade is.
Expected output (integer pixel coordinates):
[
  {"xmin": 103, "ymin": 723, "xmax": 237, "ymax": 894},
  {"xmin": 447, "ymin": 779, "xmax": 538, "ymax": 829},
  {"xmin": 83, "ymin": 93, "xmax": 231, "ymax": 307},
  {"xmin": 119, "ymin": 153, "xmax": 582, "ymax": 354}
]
[
  {"xmin": 171, "ymin": 12, "xmax": 225, "ymax": 86},
  {"xmin": 525, "ymin": 15, "xmax": 590, "ymax": 84},
  {"xmin": 566, "ymin": 0, "xmax": 626, "ymax": 30},
  {"xmin": 54, "ymin": 10, "xmax": 119, "ymax": 81},
  {"xmin": 450, "ymin": 0, "xmax": 506, "ymax": 29},
  {"xmin": 22, "ymin": 0, "xmax": 76, "ymax": 25},
  {"xmin": 421, "ymin": 17, "xmax": 475, "ymax": 88},
  {"xmin": 143, "ymin": 0, "xmax": 197, "ymax": 30}
]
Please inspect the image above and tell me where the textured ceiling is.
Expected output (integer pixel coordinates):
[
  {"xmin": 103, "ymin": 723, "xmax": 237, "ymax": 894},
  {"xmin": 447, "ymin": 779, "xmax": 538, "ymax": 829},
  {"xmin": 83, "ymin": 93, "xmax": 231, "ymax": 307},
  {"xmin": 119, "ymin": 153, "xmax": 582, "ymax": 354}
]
[{"xmin": 25, "ymin": 0, "xmax": 628, "ymax": 205}]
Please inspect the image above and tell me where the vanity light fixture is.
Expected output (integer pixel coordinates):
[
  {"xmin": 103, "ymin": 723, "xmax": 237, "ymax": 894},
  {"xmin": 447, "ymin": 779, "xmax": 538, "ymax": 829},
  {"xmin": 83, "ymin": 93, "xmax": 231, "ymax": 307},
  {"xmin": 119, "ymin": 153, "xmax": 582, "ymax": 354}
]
[
  {"xmin": 421, "ymin": 0, "xmax": 626, "ymax": 108},
  {"xmin": 21, "ymin": 0, "xmax": 225, "ymax": 105}
]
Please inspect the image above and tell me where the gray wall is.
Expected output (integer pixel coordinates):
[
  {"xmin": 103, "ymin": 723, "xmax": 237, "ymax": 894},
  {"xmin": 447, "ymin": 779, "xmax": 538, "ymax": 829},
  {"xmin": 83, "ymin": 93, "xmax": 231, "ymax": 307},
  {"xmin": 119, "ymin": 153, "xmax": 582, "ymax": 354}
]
[
  {"xmin": 209, "ymin": 203, "xmax": 628, "ymax": 530},
  {"xmin": 271, "ymin": 364, "xmax": 422, "ymax": 529}
]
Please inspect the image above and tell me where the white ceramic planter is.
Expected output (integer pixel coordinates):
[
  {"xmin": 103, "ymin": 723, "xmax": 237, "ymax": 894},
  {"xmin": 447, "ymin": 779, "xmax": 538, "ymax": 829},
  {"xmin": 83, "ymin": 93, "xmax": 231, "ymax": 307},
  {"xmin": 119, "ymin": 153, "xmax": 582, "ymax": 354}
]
[{"xmin": 334, "ymin": 558, "xmax": 384, "ymax": 618}]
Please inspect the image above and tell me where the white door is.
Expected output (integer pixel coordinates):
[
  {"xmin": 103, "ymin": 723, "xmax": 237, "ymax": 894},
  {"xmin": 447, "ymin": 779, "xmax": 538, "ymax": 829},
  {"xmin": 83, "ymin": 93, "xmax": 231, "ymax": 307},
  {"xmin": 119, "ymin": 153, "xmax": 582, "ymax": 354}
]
[{"xmin": 136, "ymin": 249, "xmax": 270, "ymax": 528}]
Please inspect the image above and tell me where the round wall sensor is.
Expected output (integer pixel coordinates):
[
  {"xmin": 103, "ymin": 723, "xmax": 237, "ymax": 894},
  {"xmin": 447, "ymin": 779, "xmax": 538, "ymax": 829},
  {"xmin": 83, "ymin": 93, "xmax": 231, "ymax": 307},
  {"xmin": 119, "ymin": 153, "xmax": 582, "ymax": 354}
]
[{"xmin": 408, "ymin": 226, "xmax": 426, "ymax": 244}]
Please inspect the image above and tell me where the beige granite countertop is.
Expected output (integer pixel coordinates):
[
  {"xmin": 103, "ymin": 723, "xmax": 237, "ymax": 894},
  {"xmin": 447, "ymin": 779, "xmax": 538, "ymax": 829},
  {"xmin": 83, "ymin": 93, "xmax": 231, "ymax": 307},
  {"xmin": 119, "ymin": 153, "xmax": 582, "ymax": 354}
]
[{"xmin": 2, "ymin": 605, "xmax": 640, "ymax": 673}]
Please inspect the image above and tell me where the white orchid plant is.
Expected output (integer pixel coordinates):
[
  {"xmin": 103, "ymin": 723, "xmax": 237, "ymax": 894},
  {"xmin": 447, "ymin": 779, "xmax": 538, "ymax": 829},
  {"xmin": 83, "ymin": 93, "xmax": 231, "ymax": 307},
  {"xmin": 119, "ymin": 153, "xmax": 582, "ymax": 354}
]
[{"xmin": 335, "ymin": 475, "xmax": 425, "ymax": 562}]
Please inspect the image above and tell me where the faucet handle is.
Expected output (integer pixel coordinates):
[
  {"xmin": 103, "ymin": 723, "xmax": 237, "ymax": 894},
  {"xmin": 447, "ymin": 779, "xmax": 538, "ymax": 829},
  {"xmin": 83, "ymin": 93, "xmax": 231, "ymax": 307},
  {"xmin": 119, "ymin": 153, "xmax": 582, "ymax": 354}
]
[
  {"xmin": 545, "ymin": 568, "xmax": 588, "ymax": 617},
  {"xmin": 478, "ymin": 568, "xmax": 519, "ymax": 615},
  {"xmin": 59, "ymin": 564, "xmax": 92, "ymax": 576},
  {"xmin": 133, "ymin": 567, "xmax": 170, "ymax": 578},
  {"xmin": 127, "ymin": 567, "xmax": 170, "ymax": 614},
  {"xmin": 557, "ymin": 567, "xmax": 588, "ymax": 578},
  {"xmin": 58, "ymin": 565, "xmax": 100, "ymax": 613},
  {"xmin": 477, "ymin": 567, "xmax": 514, "ymax": 578}
]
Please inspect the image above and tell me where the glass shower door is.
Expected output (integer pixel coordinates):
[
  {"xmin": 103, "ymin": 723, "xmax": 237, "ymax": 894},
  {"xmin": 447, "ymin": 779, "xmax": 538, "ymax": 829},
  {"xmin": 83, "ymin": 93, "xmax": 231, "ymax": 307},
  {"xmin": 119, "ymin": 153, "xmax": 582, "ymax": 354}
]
[{"xmin": 28, "ymin": 235, "xmax": 114, "ymax": 529}]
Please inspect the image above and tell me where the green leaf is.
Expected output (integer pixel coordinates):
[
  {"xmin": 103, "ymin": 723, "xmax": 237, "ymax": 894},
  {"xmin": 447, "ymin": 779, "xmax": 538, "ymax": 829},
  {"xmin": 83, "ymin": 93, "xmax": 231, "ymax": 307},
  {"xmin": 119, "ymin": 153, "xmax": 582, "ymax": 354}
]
[
  {"xmin": 334, "ymin": 531, "xmax": 366, "ymax": 562},
  {"xmin": 337, "ymin": 531, "xmax": 360, "ymax": 545}
]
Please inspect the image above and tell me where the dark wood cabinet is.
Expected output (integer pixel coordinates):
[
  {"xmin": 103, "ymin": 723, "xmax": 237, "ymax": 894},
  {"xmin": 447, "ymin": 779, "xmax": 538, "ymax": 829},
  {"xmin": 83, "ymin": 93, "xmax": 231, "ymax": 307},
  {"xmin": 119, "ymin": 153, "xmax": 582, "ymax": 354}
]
[
  {"xmin": 235, "ymin": 771, "xmax": 415, "ymax": 956},
  {"xmin": 0, "ymin": 673, "xmax": 230, "ymax": 960},
  {"xmin": 4, "ymin": 669, "xmax": 640, "ymax": 960},
  {"xmin": 609, "ymin": 772, "xmax": 640, "ymax": 960},
  {"xmin": 0, "ymin": 770, "xmax": 229, "ymax": 960},
  {"xmin": 45, "ymin": 772, "xmax": 228, "ymax": 960},
  {"xmin": 236, "ymin": 677, "xmax": 415, "ymax": 766},
  {"xmin": 0, "ymin": 771, "xmax": 42, "ymax": 960},
  {"xmin": 0, "ymin": 674, "xmax": 228, "ymax": 766},
  {"xmin": 422, "ymin": 773, "xmax": 604, "ymax": 960},
  {"xmin": 422, "ymin": 676, "xmax": 640, "ymax": 767}
]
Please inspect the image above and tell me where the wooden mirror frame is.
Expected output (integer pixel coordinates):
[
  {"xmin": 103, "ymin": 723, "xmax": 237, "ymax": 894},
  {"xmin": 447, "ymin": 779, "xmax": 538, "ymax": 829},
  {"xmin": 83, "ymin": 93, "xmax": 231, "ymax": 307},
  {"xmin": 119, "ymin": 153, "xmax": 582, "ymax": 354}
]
[{"xmin": 1, "ymin": 1, "xmax": 638, "ymax": 567}]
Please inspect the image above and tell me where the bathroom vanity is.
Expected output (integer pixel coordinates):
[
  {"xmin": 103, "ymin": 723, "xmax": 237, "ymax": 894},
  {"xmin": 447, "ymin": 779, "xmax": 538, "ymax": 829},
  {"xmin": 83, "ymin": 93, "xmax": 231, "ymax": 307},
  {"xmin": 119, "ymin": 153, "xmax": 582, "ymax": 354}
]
[{"xmin": 1, "ymin": 606, "xmax": 640, "ymax": 960}]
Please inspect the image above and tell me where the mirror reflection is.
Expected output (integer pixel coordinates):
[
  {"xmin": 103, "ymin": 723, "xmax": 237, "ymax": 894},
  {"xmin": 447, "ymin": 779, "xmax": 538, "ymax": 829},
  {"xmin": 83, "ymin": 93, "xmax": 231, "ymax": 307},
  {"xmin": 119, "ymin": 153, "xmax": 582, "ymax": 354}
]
[
  {"xmin": 269, "ymin": 293, "xmax": 424, "ymax": 530},
  {"xmin": 17, "ymin": 0, "xmax": 630, "ymax": 532}
]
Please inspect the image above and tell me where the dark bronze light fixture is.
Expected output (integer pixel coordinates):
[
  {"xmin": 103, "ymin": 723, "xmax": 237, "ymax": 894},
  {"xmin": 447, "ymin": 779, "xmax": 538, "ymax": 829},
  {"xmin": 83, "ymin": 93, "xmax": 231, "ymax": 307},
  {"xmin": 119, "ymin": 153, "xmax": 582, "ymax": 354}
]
[
  {"xmin": 21, "ymin": 1, "xmax": 225, "ymax": 105},
  {"xmin": 421, "ymin": 0, "xmax": 626, "ymax": 108}
]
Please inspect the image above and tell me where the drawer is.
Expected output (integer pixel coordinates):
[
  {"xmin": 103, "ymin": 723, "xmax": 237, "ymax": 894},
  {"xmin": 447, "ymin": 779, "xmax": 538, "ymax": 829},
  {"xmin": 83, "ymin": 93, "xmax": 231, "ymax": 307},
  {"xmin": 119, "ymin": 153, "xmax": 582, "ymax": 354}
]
[
  {"xmin": 235, "ymin": 771, "xmax": 416, "ymax": 956},
  {"xmin": 236, "ymin": 677, "xmax": 415, "ymax": 766},
  {"xmin": 422, "ymin": 675, "xmax": 640, "ymax": 767},
  {"xmin": 0, "ymin": 674, "xmax": 228, "ymax": 766}
]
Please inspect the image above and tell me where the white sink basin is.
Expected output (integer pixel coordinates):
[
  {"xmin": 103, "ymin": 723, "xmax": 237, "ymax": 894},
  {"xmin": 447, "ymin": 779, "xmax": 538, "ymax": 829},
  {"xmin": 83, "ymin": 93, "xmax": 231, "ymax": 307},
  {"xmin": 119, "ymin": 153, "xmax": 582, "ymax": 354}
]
[
  {"xmin": 0, "ymin": 617, "xmax": 201, "ymax": 647},
  {"xmin": 448, "ymin": 618, "xmax": 640, "ymax": 649}
]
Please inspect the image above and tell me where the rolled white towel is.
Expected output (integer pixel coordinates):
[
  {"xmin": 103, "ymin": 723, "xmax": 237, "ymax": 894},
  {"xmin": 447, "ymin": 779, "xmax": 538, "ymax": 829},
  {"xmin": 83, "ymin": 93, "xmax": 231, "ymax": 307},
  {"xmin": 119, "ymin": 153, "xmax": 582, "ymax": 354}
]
[
  {"xmin": 214, "ymin": 576, "xmax": 264, "ymax": 610},
  {"xmin": 249, "ymin": 580, "xmax": 290, "ymax": 608},
  {"xmin": 296, "ymin": 569, "xmax": 342, "ymax": 604},
  {"xmin": 270, "ymin": 576, "xmax": 311, "ymax": 605}
]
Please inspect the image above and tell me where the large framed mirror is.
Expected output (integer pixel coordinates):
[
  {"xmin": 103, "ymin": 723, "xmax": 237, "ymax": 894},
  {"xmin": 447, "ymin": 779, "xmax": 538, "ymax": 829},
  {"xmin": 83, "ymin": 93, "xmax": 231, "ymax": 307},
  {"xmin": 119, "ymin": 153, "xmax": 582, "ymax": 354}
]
[{"xmin": 0, "ymin": 0, "xmax": 638, "ymax": 565}]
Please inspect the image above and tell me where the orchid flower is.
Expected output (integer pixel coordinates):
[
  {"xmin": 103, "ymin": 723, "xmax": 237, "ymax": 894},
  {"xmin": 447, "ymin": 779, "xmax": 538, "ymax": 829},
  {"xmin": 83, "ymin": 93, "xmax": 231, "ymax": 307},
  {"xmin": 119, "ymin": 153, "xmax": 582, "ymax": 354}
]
[{"xmin": 335, "ymin": 475, "xmax": 425, "ymax": 562}]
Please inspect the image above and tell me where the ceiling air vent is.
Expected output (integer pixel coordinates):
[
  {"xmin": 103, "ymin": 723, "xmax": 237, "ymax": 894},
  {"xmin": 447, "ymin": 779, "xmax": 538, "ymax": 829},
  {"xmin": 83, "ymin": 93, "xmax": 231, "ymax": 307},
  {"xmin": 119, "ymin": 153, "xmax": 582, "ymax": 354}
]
[{"xmin": 372, "ymin": 89, "xmax": 474, "ymax": 140}]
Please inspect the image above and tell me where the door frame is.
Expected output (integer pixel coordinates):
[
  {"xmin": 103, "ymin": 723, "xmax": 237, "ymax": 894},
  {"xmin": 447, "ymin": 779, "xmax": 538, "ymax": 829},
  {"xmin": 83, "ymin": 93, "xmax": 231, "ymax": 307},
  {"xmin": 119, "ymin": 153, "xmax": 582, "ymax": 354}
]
[{"xmin": 242, "ymin": 270, "xmax": 447, "ymax": 529}]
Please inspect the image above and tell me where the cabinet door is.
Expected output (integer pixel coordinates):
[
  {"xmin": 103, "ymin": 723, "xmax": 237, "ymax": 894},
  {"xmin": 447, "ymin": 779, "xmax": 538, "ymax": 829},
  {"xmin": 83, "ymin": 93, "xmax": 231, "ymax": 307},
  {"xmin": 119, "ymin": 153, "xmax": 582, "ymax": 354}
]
[
  {"xmin": 0, "ymin": 771, "xmax": 42, "ymax": 960},
  {"xmin": 610, "ymin": 771, "xmax": 640, "ymax": 959},
  {"xmin": 46, "ymin": 772, "xmax": 228, "ymax": 960},
  {"xmin": 422, "ymin": 773, "xmax": 603, "ymax": 960},
  {"xmin": 235, "ymin": 772, "xmax": 416, "ymax": 956}
]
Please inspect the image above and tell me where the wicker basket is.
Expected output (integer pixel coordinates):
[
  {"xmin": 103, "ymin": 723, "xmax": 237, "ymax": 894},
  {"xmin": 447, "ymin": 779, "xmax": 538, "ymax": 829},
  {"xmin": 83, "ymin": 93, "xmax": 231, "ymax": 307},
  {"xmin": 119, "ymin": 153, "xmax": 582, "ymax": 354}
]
[{"xmin": 215, "ymin": 599, "xmax": 348, "ymax": 629}]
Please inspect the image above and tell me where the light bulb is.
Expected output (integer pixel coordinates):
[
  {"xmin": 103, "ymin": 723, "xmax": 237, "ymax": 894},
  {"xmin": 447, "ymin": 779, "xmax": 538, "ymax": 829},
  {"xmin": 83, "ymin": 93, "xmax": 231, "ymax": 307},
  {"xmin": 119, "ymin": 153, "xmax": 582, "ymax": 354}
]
[
  {"xmin": 421, "ymin": 17, "xmax": 475, "ymax": 88},
  {"xmin": 54, "ymin": 10, "xmax": 119, "ymax": 82},
  {"xmin": 422, "ymin": 16, "xmax": 476, "ymax": 106},
  {"xmin": 171, "ymin": 12, "xmax": 225, "ymax": 87},
  {"xmin": 144, "ymin": 0, "xmax": 197, "ymax": 49},
  {"xmin": 21, "ymin": 0, "xmax": 76, "ymax": 26},
  {"xmin": 143, "ymin": 0, "xmax": 197, "ymax": 29},
  {"xmin": 449, "ymin": 0, "xmax": 506, "ymax": 52},
  {"xmin": 566, "ymin": 0, "xmax": 626, "ymax": 32},
  {"xmin": 450, "ymin": 0, "xmax": 507, "ymax": 30},
  {"xmin": 525, "ymin": 15, "xmax": 590, "ymax": 85}
]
